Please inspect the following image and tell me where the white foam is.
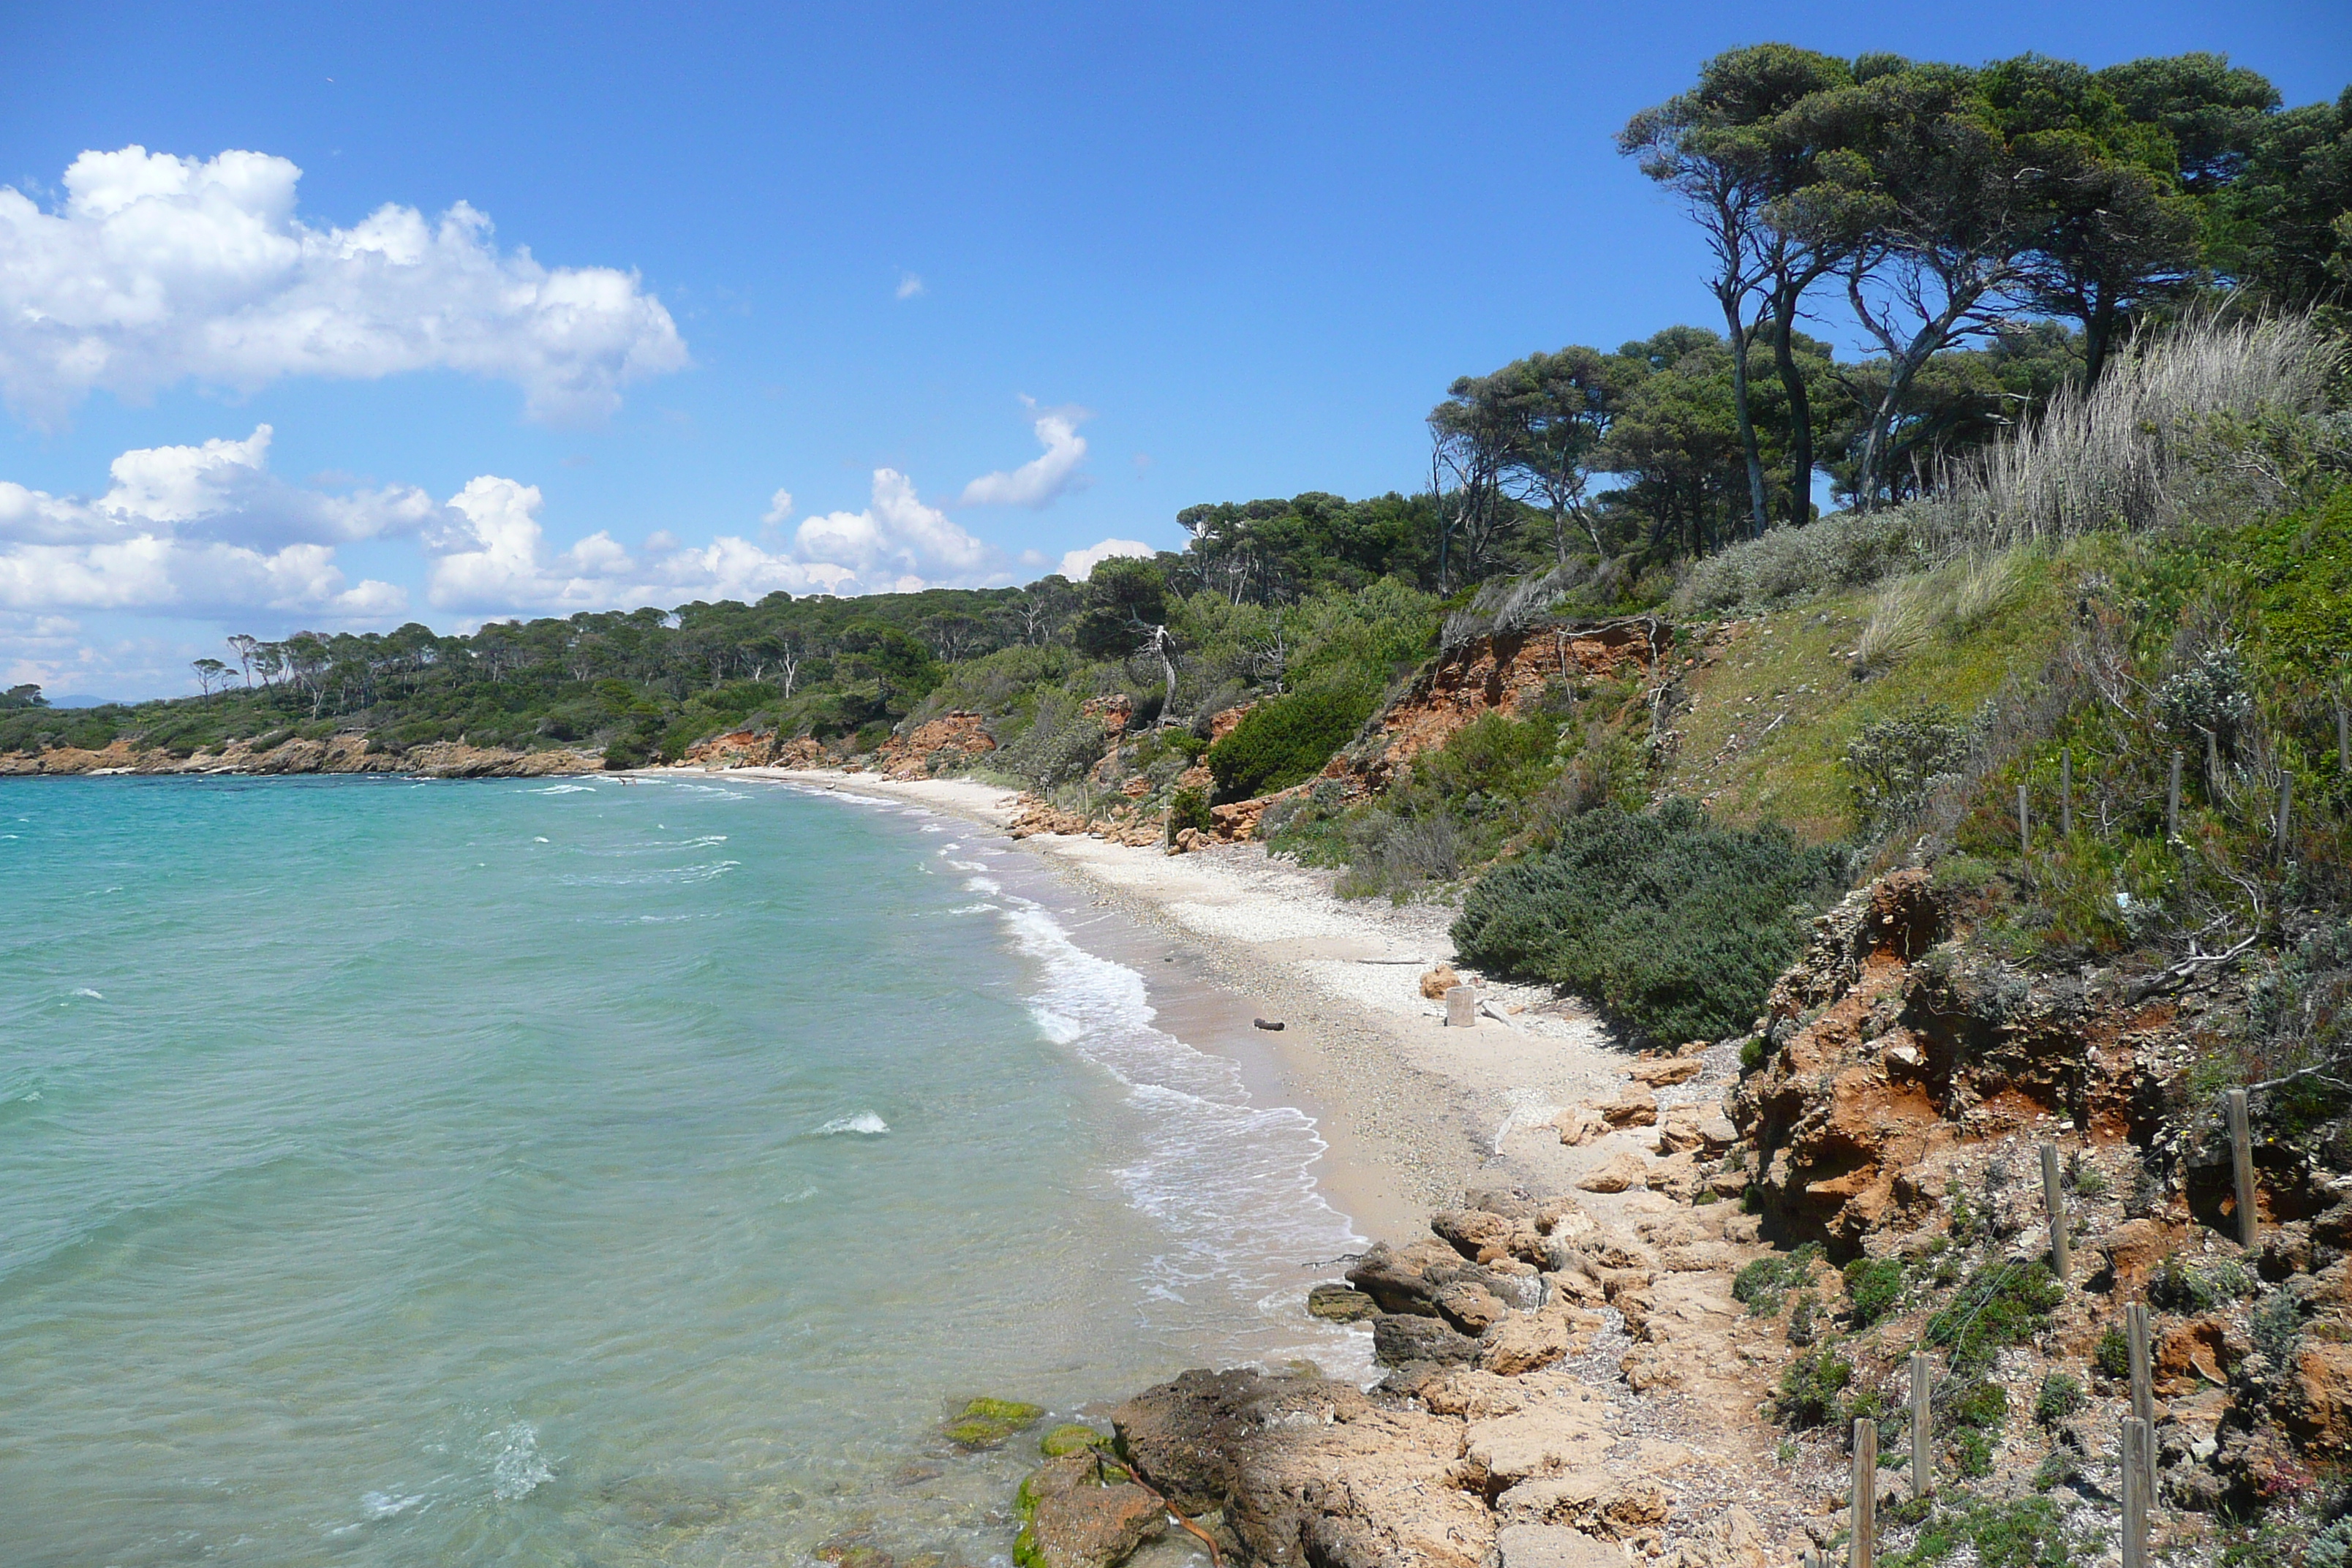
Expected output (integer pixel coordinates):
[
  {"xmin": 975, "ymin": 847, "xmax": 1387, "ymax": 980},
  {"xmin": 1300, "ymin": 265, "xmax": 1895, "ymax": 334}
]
[
  {"xmin": 533, "ymin": 836, "xmax": 549, "ymax": 843},
  {"xmin": 72, "ymin": 987, "xmax": 103, "ymax": 1000},
  {"xmin": 488, "ymin": 1422, "xmax": 552, "ymax": 1501},
  {"xmin": 361, "ymin": 1490, "xmax": 425, "ymax": 1520},
  {"xmin": 816, "ymin": 1112, "xmax": 890, "ymax": 1137},
  {"xmin": 528, "ymin": 783, "xmax": 597, "ymax": 794}
]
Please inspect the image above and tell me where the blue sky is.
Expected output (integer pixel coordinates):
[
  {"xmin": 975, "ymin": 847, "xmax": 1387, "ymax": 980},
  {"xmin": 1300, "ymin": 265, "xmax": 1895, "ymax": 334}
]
[{"xmin": 1, "ymin": 1, "xmax": 2345, "ymax": 699}]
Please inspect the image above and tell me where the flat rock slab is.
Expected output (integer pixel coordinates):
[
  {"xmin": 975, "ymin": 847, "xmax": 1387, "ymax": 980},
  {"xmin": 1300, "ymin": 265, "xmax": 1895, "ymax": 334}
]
[{"xmin": 1497, "ymin": 1524, "xmax": 1627, "ymax": 1568}]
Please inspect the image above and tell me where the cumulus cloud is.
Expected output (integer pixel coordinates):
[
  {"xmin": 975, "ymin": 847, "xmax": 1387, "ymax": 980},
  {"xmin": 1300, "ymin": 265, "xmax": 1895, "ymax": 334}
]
[
  {"xmin": 0, "ymin": 424, "xmax": 415, "ymax": 617},
  {"xmin": 761, "ymin": 488, "xmax": 794, "ymax": 525},
  {"xmin": 896, "ymin": 271, "xmax": 925, "ymax": 300},
  {"xmin": 1058, "ymin": 538, "xmax": 1156, "ymax": 581},
  {"xmin": 791, "ymin": 470, "xmax": 995, "ymax": 589},
  {"xmin": 423, "ymin": 476, "xmax": 862, "ymax": 613},
  {"xmin": 958, "ymin": 402, "xmax": 1091, "ymax": 509},
  {"xmin": 0, "ymin": 146, "xmax": 688, "ymax": 426}
]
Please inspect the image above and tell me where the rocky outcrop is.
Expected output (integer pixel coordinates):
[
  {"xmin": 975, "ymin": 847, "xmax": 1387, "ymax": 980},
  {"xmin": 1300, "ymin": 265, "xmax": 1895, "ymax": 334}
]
[
  {"xmin": 873, "ymin": 711, "xmax": 997, "ymax": 780},
  {"xmin": 1335, "ymin": 619, "xmax": 1663, "ymax": 794},
  {"xmin": 0, "ymin": 734, "xmax": 600, "ymax": 778}
]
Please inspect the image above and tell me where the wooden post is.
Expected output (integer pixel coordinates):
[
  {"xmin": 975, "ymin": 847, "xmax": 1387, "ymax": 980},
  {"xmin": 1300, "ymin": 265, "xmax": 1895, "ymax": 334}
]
[
  {"xmin": 2018, "ymin": 782, "xmax": 2030, "ymax": 859},
  {"xmin": 2277, "ymin": 774, "xmax": 2293, "ymax": 856},
  {"xmin": 1909, "ymin": 1351, "xmax": 1932, "ymax": 1501},
  {"xmin": 2060, "ymin": 747, "xmax": 2073, "ymax": 838},
  {"xmin": 2226, "ymin": 1088, "xmax": 2258, "ymax": 1248},
  {"xmin": 2337, "ymin": 701, "xmax": 2347, "ymax": 773},
  {"xmin": 2127, "ymin": 1302, "xmax": 2156, "ymax": 1497},
  {"xmin": 2121, "ymin": 1417, "xmax": 2151, "ymax": 1568},
  {"xmin": 1444, "ymin": 985, "xmax": 1477, "ymax": 1029},
  {"xmin": 2167, "ymin": 750, "xmax": 2181, "ymax": 840},
  {"xmin": 1850, "ymin": 1417, "xmax": 1877, "ymax": 1568},
  {"xmin": 2041, "ymin": 1142, "xmax": 2070, "ymax": 1281}
]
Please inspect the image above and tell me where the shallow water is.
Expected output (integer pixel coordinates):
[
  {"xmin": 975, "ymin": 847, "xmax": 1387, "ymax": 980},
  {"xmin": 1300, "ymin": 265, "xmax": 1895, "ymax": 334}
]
[{"xmin": 0, "ymin": 775, "xmax": 1362, "ymax": 1566}]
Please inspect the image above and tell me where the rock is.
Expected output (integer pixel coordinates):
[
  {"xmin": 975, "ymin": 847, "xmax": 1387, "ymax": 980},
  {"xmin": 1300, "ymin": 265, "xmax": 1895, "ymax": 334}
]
[
  {"xmin": 1433, "ymin": 1207, "xmax": 1519, "ymax": 1262},
  {"xmin": 1307, "ymin": 1283, "xmax": 1380, "ymax": 1322},
  {"xmin": 1578, "ymin": 1153, "xmax": 1646, "ymax": 1194},
  {"xmin": 1433, "ymin": 1280, "xmax": 1512, "ymax": 1335},
  {"xmin": 1477, "ymin": 1307, "xmax": 1574, "ymax": 1376},
  {"xmin": 1647, "ymin": 1153, "xmax": 1702, "ymax": 1203},
  {"xmin": 1554, "ymin": 1107, "xmax": 1608, "ymax": 1147},
  {"xmin": 1464, "ymin": 1393, "xmax": 1615, "ymax": 1488},
  {"xmin": 2286, "ymin": 1341, "xmax": 2352, "ymax": 1457},
  {"xmin": 1599, "ymin": 1084, "xmax": 1659, "ymax": 1128},
  {"xmin": 1014, "ymin": 1451, "xmax": 1166, "ymax": 1568},
  {"xmin": 1040, "ymin": 1423, "xmax": 1110, "ymax": 1457},
  {"xmin": 1629, "ymin": 1057, "xmax": 1704, "ymax": 1088},
  {"xmin": 945, "ymin": 1397, "xmax": 1045, "ymax": 1450},
  {"xmin": 1346, "ymin": 1237, "xmax": 1529, "ymax": 1322},
  {"xmin": 1421, "ymin": 965, "xmax": 1463, "ymax": 1000},
  {"xmin": 1112, "ymin": 1368, "xmax": 1492, "ymax": 1568},
  {"xmin": 1464, "ymin": 1186, "xmax": 1537, "ymax": 1221},
  {"xmin": 1252, "ymin": 1018, "xmax": 1284, "ymax": 1031},
  {"xmin": 1374, "ymin": 1313, "xmax": 1482, "ymax": 1367},
  {"xmin": 2092, "ymin": 1218, "xmax": 2175, "ymax": 1292},
  {"xmin": 1496, "ymin": 1525, "xmax": 1624, "ymax": 1568}
]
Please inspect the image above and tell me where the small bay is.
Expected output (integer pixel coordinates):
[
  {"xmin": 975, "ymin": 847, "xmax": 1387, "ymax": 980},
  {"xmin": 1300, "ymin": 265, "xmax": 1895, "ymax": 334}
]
[{"xmin": 0, "ymin": 775, "xmax": 1359, "ymax": 1565}]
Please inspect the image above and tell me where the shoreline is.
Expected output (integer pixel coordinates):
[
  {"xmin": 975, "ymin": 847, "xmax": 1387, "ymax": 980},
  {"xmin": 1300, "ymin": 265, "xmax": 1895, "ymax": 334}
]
[{"xmin": 696, "ymin": 765, "xmax": 1645, "ymax": 1243}]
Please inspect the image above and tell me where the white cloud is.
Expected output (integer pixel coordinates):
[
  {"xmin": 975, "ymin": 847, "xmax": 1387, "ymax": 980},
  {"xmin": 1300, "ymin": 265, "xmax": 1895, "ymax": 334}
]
[
  {"xmin": 792, "ymin": 469, "xmax": 996, "ymax": 587},
  {"xmin": 761, "ymin": 488, "xmax": 794, "ymax": 525},
  {"xmin": 423, "ymin": 476, "xmax": 860, "ymax": 612},
  {"xmin": 0, "ymin": 146, "xmax": 688, "ymax": 426},
  {"xmin": 1058, "ymin": 538, "xmax": 1156, "ymax": 581},
  {"xmin": 958, "ymin": 402, "xmax": 1091, "ymax": 509},
  {"xmin": 895, "ymin": 271, "xmax": 925, "ymax": 300}
]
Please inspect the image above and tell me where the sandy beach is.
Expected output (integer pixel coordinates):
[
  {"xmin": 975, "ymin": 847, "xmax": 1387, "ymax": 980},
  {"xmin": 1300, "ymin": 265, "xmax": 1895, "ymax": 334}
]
[{"xmin": 703, "ymin": 766, "xmax": 1718, "ymax": 1248}]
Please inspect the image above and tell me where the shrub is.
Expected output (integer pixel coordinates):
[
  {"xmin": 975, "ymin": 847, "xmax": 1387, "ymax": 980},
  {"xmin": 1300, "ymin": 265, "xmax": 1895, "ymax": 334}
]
[
  {"xmin": 1925, "ymin": 1261, "xmax": 2065, "ymax": 1371},
  {"xmin": 2093, "ymin": 1325, "xmax": 2131, "ymax": 1380},
  {"xmin": 1844, "ymin": 1258, "xmax": 1906, "ymax": 1327},
  {"xmin": 2311, "ymin": 1517, "xmax": 2352, "ymax": 1568},
  {"xmin": 1774, "ymin": 1346, "xmax": 1853, "ymax": 1428},
  {"xmin": 1166, "ymin": 787, "xmax": 1213, "ymax": 842},
  {"xmin": 1739, "ymin": 1036, "xmax": 1770, "ymax": 1074},
  {"xmin": 1734, "ymin": 1243, "xmax": 1823, "ymax": 1316},
  {"xmin": 1205, "ymin": 682, "xmax": 1377, "ymax": 804},
  {"xmin": 2034, "ymin": 1373, "xmax": 2083, "ymax": 1427},
  {"xmin": 1452, "ymin": 799, "xmax": 1848, "ymax": 1044},
  {"xmin": 2149, "ymin": 1254, "xmax": 2256, "ymax": 1313},
  {"xmin": 1844, "ymin": 701, "xmax": 1984, "ymax": 834},
  {"xmin": 1787, "ymin": 1292, "xmax": 1818, "ymax": 1346},
  {"xmin": 1955, "ymin": 1425, "xmax": 1997, "ymax": 1477}
]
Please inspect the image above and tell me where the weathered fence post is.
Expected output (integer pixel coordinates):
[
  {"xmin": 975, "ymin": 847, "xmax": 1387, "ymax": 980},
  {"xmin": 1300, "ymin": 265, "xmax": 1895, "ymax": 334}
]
[
  {"xmin": 2122, "ymin": 1417, "xmax": 2151, "ymax": 1568},
  {"xmin": 1910, "ymin": 1351, "xmax": 1931, "ymax": 1501},
  {"xmin": 2167, "ymin": 750, "xmax": 2182, "ymax": 840},
  {"xmin": 1444, "ymin": 985, "xmax": 1477, "ymax": 1029},
  {"xmin": 2018, "ymin": 783, "xmax": 2030, "ymax": 859},
  {"xmin": 2060, "ymin": 747, "xmax": 2073, "ymax": 837},
  {"xmin": 2337, "ymin": 700, "xmax": 2347, "ymax": 773},
  {"xmin": 2278, "ymin": 774, "xmax": 2293, "ymax": 857},
  {"xmin": 2040, "ymin": 1142, "xmax": 2070, "ymax": 1281},
  {"xmin": 2227, "ymin": 1088, "xmax": 2258, "ymax": 1248},
  {"xmin": 1850, "ymin": 1417, "xmax": 1877, "ymax": 1568},
  {"xmin": 2127, "ymin": 1303, "xmax": 2156, "ymax": 1497}
]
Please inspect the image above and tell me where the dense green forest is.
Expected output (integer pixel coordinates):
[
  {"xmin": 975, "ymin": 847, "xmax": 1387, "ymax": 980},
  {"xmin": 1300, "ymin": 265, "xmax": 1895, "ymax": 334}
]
[{"xmin": 10, "ymin": 44, "xmax": 2351, "ymax": 1063}]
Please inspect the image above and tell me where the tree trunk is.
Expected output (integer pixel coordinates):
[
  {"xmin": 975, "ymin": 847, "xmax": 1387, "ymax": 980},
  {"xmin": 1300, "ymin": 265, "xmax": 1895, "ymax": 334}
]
[
  {"xmin": 2083, "ymin": 292, "xmax": 2118, "ymax": 388},
  {"xmin": 1770, "ymin": 286, "xmax": 1814, "ymax": 524},
  {"xmin": 1719, "ymin": 287, "xmax": 1771, "ymax": 538}
]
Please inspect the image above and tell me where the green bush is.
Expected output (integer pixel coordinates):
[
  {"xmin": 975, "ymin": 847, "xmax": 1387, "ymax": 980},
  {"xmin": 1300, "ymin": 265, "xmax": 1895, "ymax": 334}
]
[
  {"xmin": 1735, "ymin": 1243, "xmax": 1823, "ymax": 1317},
  {"xmin": 1844, "ymin": 1258, "xmax": 1906, "ymax": 1327},
  {"xmin": 1166, "ymin": 787, "xmax": 1213, "ymax": 842},
  {"xmin": 2033, "ymin": 1373, "xmax": 2082, "ymax": 1427},
  {"xmin": 1774, "ymin": 1346, "xmax": 1853, "ymax": 1428},
  {"xmin": 1845, "ymin": 701, "xmax": 1984, "ymax": 833},
  {"xmin": 2093, "ymin": 1325, "xmax": 2131, "ymax": 1380},
  {"xmin": 1205, "ymin": 682, "xmax": 1378, "ymax": 803},
  {"xmin": 1925, "ymin": 1262, "xmax": 2065, "ymax": 1371},
  {"xmin": 1452, "ymin": 799, "xmax": 1848, "ymax": 1044}
]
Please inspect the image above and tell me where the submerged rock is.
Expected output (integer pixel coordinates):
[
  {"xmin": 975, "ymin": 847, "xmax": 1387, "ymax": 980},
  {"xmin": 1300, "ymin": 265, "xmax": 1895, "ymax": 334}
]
[
  {"xmin": 945, "ymin": 1397, "xmax": 1045, "ymax": 1450},
  {"xmin": 1040, "ymin": 1423, "xmax": 1110, "ymax": 1458},
  {"xmin": 1014, "ymin": 1450, "xmax": 1166, "ymax": 1568},
  {"xmin": 1306, "ymin": 1283, "xmax": 1380, "ymax": 1322}
]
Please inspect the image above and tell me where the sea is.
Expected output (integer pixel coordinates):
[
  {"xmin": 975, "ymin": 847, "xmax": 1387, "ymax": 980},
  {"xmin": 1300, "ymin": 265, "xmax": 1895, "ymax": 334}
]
[{"xmin": 0, "ymin": 774, "xmax": 1366, "ymax": 1566}]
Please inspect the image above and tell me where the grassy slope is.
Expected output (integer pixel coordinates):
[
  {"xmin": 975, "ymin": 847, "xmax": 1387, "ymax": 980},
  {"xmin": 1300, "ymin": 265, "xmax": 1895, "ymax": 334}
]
[{"xmin": 1662, "ymin": 561, "xmax": 2073, "ymax": 843}]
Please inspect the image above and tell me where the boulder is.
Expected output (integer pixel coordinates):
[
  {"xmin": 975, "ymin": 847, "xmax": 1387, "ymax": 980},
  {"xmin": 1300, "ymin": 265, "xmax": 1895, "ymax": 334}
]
[
  {"xmin": 1433, "ymin": 1280, "xmax": 1512, "ymax": 1335},
  {"xmin": 2094, "ymin": 1218, "xmax": 2176, "ymax": 1293},
  {"xmin": 1306, "ymin": 1283, "xmax": 1379, "ymax": 1322},
  {"xmin": 1421, "ymin": 965, "xmax": 1463, "ymax": 1000},
  {"xmin": 1433, "ymin": 1207, "xmax": 1519, "ymax": 1262},
  {"xmin": 1647, "ymin": 1154, "xmax": 1702, "ymax": 1203},
  {"xmin": 2286, "ymin": 1341, "xmax": 2352, "ymax": 1457},
  {"xmin": 1629, "ymin": 1057, "xmax": 1704, "ymax": 1088},
  {"xmin": 1477, "ymin": 1306, "xmax": 1575, "ymax": 1376},
  {"xmin": 1598, "ymin": 1084, "xmax": 1658, "ymax": 1128},
  {"xmin": 1016, "ymin": 1451, "xmax": 1166, "ymax": 1568},
  {"xmin": 1112, "ymin": 1368, "xmax": 1493, "ymax": 1568},
  {"xmin": 1463, "ymin": 1393, "xmax": 1615, "ymax": 1489},
  {"xmin": 1554, "ymin": 1107, "xmax": 1608, "ymax": 1147},
  {"xmin": 1346, "ymin": 1237, "xmax": 1529, "ymax": 1324},
  {"xmin": 1374, "ymin": 1313, "xmax": 1482, "ymax": 1368},
  {"xmin": 1577, "ymin": 1153, "xmax": 1646, "ymax": 1194}
]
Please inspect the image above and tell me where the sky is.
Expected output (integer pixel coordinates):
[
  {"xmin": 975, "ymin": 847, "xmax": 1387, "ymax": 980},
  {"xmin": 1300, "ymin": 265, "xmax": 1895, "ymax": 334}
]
[{"xmin": 1, "ymin": 1, "xmax": 2345, "ymax": 701}]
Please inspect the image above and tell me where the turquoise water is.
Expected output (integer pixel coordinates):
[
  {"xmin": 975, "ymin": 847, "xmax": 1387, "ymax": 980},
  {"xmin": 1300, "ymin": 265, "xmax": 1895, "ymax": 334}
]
[{"xmin": 0, "ymin": 775, "xmax": 1361, "ymax": 1566}]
